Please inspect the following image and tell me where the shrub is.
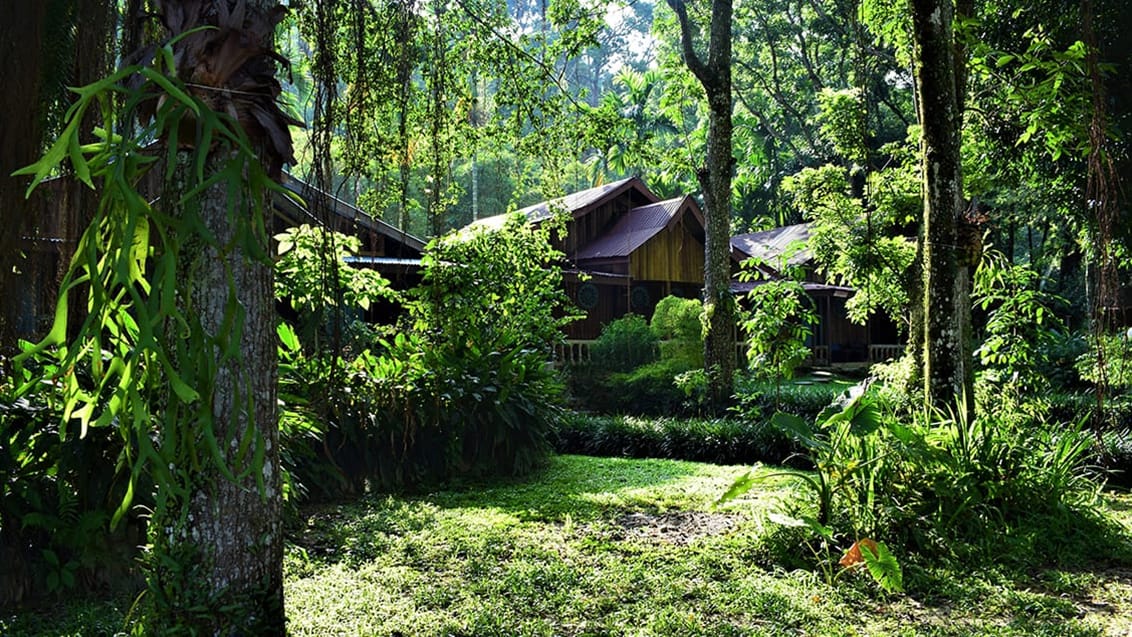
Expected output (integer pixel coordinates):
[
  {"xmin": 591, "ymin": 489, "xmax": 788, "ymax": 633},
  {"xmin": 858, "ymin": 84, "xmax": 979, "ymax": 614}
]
[
  {"xmin": 551, "ymin": 413, "xmax": 796, "ymax": 465},
  {"xmin": 0, "ymin": 352, "xmax": 141, "ymax": 606},
  {"xmin": 732, "ymin": 374, "xmax": 844, "ymax": 424},
  {"xmin": 973, "ymin": 252, "xmax": 1068, "ymax": 390},
  {"xmin": 1076, "ymin": 333, "xmax": 1132, "ymax": 390},
  {"xmin": 566, "ymin": 356, "xmax": 700, "ymax": 416},
  {"xmin": 280, "ymin": 215, "xmax": 571, "ymax": 496},
  {"xmin": 651, "ymin": 295, "xmax": 704, "ymax": 367},
  {"xmin": 275, "ymin": 224, "xmax": 399, "ymax": 351},
  {"xmin": 588, "ymin": 314, "xmax": 658, "ymax": 373},
  {"xmin": 1095, "ymin": 428, "xmax": 1132, "ymax": 488},
  {"xmin": 567, "ymin": 298, "xmax": 707, "ymax": 416},
  {"xmin": 724, "ymin": 387, "xmax": 1110, "ymax": 571},
  {"xmin": 736, "ymin": 260, "xmax": 816, "ymax": 390}
]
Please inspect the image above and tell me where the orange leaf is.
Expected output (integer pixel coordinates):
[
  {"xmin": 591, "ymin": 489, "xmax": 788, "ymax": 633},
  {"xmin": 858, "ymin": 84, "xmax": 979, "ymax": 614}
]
[{"xmin": 839, "ymin": 538, "xmax": 879, "ymax": 568}]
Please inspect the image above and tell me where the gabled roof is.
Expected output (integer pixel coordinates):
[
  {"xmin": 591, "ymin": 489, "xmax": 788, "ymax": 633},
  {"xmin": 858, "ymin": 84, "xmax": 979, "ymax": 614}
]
[
  {"xmin": 574, "ymin": 196, "xmax": 703, "ymax": 261},
  {"xmin": 730, "ymin": 223, "xmax": 812, "ymax": 267},
  {"xmin": 472, "ymin": 176, "xmax": 659, "ymax": 230},
  {"xmin": 278, "ymin": 174, "xmax": 426, "ymax": 254}
]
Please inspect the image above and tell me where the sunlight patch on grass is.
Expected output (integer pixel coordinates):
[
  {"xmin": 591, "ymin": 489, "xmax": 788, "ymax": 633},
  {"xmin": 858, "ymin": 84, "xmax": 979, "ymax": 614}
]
[{"xmin": 283, "ymin": 454, "xmax": 1132, "ymax": 637}]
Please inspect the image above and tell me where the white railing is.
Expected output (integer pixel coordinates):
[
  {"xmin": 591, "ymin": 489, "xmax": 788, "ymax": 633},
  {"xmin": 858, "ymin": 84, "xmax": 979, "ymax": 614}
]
[
  {"xmin": 868, "ymin": 344, "xmax": 904, "ymax": 363},
  {"xmin": 556, "ymin": 339, "xmax": 904, "ymax": 367},
  {"xmin": 555, "ymin": 340, "xmax": 592, "ymax": 365}
]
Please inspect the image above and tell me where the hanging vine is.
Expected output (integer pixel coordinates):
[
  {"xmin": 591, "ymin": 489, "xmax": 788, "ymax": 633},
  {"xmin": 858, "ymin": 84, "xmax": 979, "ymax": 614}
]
[{"xmin": 15, "ymin": 1, "xmax": 299, "ymax": 627}]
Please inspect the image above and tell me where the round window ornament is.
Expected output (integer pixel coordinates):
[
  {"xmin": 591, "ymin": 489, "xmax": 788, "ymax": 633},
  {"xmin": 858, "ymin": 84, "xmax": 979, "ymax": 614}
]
[{"xmin": 577, "ymin": 282, "xmax": 599, "ymax": 310}]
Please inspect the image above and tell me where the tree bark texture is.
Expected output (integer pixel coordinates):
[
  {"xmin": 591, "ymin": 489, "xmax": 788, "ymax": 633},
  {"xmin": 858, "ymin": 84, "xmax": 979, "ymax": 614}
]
[
  {"xmin": 666, "ymin": 0, "xmax": 737, "ymax": 408},
  {"xmin": 149, "ymin": 0, "xmax": 284, "ymax": 631},
  {"xmin": 0, "ymin": 4, "xmax": 47, "ymax": 353},
  {"xmin": 181, "ymin": 154, "xmax": 282, "ymax": 630},
  {"xmin": 909, "ymin": 0, "xmax": 974, "ymax": 411}
]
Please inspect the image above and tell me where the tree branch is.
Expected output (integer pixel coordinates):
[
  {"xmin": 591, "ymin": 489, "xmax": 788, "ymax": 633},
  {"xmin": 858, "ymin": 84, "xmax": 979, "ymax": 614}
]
[{"xmin": 664, "ymin": 0, "xmax": 710, "ymax": 85}]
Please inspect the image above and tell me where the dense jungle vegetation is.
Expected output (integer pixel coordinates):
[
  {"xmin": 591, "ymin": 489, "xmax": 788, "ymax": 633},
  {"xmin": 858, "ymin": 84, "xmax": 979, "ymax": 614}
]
[{"xmin": 1, "ymin": 0, "xmax": 1131, "ymax": 633}]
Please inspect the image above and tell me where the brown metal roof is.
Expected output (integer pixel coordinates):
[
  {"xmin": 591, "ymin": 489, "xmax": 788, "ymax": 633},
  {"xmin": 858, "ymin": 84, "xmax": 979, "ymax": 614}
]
[
  {"xmin": 471, "ymin": 176, "xmax": 658, "ymax": 230},
  {"xmin": 573, "ymin": 196, "xmax": 700, "ymax": 260},
  {"xmin": 730, "ymin": 223, "xmax": 812, "ymax": 267}
]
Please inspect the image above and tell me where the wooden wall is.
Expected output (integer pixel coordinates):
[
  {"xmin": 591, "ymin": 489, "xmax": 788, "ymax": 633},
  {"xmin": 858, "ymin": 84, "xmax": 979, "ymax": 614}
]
[
  {"xmin": 630, "ymin": 218, "xmax": 704, "ymax": 283},
  {"xmin": 564, "ymin": 278, "xmax": 631, "ymax": 340}
]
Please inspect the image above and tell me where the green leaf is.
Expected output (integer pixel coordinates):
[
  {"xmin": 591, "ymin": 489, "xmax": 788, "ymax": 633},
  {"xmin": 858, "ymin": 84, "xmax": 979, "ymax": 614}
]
[
  {"xmin": 68, "ymin": 132, "xmax": 93, "ymax": 188},
  {"xmin": 861, "ymin": 541, "xmax": 904, "ymax": 593},
  {"xmin": 42, "ymin": 549, "xmax": 60, "ymax": 567},
  {"xmin": 771, "ymin": 411, "xmax": 826, "ymax": 451},
  {"xmin": 277, "ymin": 322, "xmax": 300, "ymax": 353},
  {"xmin": 716, "ymin": 466, "xmax": 762, "ymax": 505},
  {"xmin": 138, "ymin": 67, "xmax": 200, "ymax": 116},
  {"xmin": 111, "ymin": 475, "xmax": 135, "ymax": 531}
]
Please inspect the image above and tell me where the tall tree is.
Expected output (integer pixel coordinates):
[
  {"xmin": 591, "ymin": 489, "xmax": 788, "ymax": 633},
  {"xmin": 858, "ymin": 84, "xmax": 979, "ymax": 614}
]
[
  {"xmin": 141, "ymin": 0, "xmax": 293, "ymax": 630},
  {"xmin": 14, "ymin": 0, "xmax": 294, "ymax": 627},
  {"xmin": 0, "ymin": 5, "xmax": 48, "ymax": 352},
  {"xmin": 664, "ymin": 0, "xmax": 737, "ymax": 408},
  {"xmin": 909, "ymin": 0, "xmax": 974, "ymax": 410}
]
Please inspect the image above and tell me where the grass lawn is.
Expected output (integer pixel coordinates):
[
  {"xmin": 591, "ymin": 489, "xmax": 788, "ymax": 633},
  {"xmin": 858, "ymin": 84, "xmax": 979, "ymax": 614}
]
[
  {"xmin": 284, "ymin": 455, "xmax": 1132, "ymax": 637},
  {"xmin": 4, "ymin": 454, "xmax": 1132, "ymax": 635}
]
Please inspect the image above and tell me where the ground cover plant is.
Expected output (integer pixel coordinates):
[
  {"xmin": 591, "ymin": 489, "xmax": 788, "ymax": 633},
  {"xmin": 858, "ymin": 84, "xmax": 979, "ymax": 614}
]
[{"xmin": 5, "ymin": 454, "xmax": 1131, "ymax": 636}]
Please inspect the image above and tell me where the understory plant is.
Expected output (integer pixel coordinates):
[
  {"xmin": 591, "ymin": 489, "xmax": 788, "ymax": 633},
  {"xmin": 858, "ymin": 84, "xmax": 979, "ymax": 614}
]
[
  {"xmin": 720, "ymin": 388, "xmax": 902, "ymax": 593},
  {"xmin": 737, "ymin": 255, "xmax": 817, "ymax": 409},
  {"xmin": 587, "ymin": 314, "xmax": 658, "ymax": 373},
  {"xmin": 973, "ymin": 251, "xmax": 1068, "ymax": 393},
  {"xmin": 279, "ymin": 214, "xmax": 573, "ymax": 496},
  {"xmin": 1, "ymin": 351, "xmax": 139, "ymax": 606},
  {"xmin": 569, "ymin": 296, "xmax": 708, "ymax": 415},
  {"xmin": 722, "ymin": 383, "xmax": 1109, "ymax": 594}
]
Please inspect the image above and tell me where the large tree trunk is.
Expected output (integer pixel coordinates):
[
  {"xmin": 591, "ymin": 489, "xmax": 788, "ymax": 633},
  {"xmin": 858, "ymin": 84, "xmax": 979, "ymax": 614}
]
[
  {"xmin": 701, "ymin": 83, "xmax": 738, "ymax": 409},
  {"xmin": 910, "ymin": 0, "xmax": 973, "ymax": 412},
  {"xmin": 163, "ymin": 152, "xmax": 283, "ymax": 631},
  {"xmin": 0, "ymin": 5, "xmax": 48, "ymax": 353},
  {"xmin": 666, "ymin": 0, "xmax": 737, "ymax": 409},
  {"xmin": 148, "ymin": 0, "xmax": 285, "ymax": 631}
]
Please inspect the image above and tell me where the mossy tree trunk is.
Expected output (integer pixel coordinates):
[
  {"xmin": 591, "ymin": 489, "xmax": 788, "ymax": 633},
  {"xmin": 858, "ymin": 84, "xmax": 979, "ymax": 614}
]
[
  {"xmin": 161, "ymin": 152, "xmax": 283, "ymax": 631},
  {"xmin": 666, "ymin": 0, "xmax": 737, "ymax": 410},
  {"xmin": 910, "ymin": 0, "xmax": 974, "ymax": 413},
  {"xmin": 148, "ymin": 0, "xmax": 285, "ymax": 631}
]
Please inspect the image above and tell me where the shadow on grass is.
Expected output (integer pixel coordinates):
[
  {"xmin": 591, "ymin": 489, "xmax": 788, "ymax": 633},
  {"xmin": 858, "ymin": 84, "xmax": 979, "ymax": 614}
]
[{"xmin": 288, "ymin": 454, "xmax": 721, "ymax": 568}]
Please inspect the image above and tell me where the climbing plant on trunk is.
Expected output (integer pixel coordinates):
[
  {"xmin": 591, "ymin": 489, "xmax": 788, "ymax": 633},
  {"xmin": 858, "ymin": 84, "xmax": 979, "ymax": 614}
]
[
  {"xmin": 664, "ymin": 0, "xmax": 737, "ymax": 410},
  {"xmin": 909, "ymin": 0, "xmax": 975, "ymax": 413},
  {"xmin": 15, "ymin": 0, "xmax": 298, "ymax": 631}
]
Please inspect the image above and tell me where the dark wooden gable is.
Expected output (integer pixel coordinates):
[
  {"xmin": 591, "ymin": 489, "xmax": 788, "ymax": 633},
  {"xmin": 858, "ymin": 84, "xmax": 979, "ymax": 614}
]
[
  {"xmin": 557, "ymin": 178, "xmax": 659, "ymax": 258},
  {"xmin": 470, "ymin": 178, "xmax": 709, "ymax": 340}
]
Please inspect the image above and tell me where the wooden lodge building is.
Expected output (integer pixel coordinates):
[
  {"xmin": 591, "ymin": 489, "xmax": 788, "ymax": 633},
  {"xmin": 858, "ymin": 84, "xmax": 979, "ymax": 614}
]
[
  {"xmin": 473, "ymin": 178, "xmax": 903, "ymax": 366},
  {"xmin": 471, "ymin": 177, "xmax": 710, "ymax": 341},
  {"xmin": 730, "ymin": 223, "xmax": 904, "ymax": 365}
]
